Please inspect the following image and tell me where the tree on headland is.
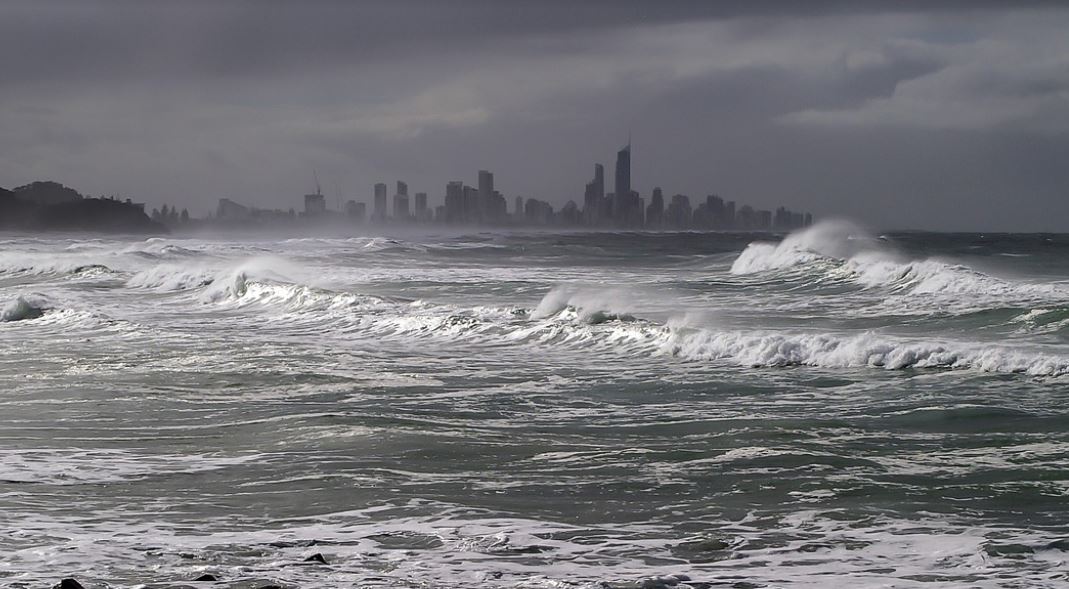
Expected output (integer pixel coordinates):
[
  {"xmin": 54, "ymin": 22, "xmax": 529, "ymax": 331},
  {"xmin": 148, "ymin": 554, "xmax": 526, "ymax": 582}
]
[
  {"xmin": 0, "ymin": 180, "xmax": 165, "ymax": 233},
  {"xmin": 13, "ymin": 181, "xmax": 83, "ymax": 205}
]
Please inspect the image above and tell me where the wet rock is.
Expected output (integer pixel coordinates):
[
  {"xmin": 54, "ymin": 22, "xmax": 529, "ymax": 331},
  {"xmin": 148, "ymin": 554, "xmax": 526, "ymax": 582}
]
[
  {"xmin": 304, "ymin": 552, "xmax": 328, "ymax": 564},
  {"xmin": 54, "ymin": 580, "xmax": 86, "ymax": 589},
  {"xmin": 671, "ymin": 537, "xmax": 732, "ymax": 563},
  {"xmin": 491, "ymin": 544, "xmax": 552, "ymax": 555},
  {"xmin": 984, "ymin": 543, "xmax": 1035, "ymax": 557},
  {"xmin": 677, "ymin": 538, "xmax": 730, "ymax": 552}
]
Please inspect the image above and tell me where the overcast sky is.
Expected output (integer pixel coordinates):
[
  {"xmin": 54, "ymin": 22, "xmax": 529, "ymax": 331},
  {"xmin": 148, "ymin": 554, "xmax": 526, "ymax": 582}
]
[{"xmin": 2, "ymin": 0, "xmax": 1068, "ymax": 230}]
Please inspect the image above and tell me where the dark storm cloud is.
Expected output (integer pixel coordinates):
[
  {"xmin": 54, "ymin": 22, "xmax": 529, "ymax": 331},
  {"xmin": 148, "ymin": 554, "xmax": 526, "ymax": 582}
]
[{"xmin": 2, "ymin": 0, "xmax": 1068, "ymax": 230}]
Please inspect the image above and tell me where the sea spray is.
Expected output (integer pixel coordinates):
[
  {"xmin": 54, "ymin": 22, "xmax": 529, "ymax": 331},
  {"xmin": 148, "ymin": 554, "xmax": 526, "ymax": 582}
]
[{"xmin": 1, "ymin": 295, "xmax": 48, "ymax": 322}]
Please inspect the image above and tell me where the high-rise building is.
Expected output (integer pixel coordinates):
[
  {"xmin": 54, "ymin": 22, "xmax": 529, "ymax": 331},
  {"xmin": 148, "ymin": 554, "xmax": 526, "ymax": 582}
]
[
  {"xmin": 583, "ymin": 163, "xmax": 605, "ymax": 226},
  {"xmin": 373, "ymin": 183, "xmax": 388, "ymax": 220},
  {"xmin": 646, "ymin": 187, "xmax": 664, "ymax": 228},
  {"xmin": 445, "ymin": 181, "xmax": 465, "ymax": 223},
  {"xmin": 514, "ymin": 196, "xmax": 524, "ymax": 219},
  {"xmin": 304, "ymin": 183, "xmax": 326, "ymax": 217},
  {"xmin": 345, "ymin": 200, "xmax": 366, "ymax": 221},
  {"xmin": 414, "ymin": 192, "xmax": 428, "ymax": 220},
  {"xmin": 614, "ymin": 144, "xmax": 630, "ymax": 206},
  {"xmin": 737, "ymin": 205, "xmax": 755, "ymax": 229},
  {"xmin": 666, "ymin": 194, "xmax": 692, "ymax": 229},
  {"xmin": 478, "ymin": 170, "xmax": 493, "ymax": 200},
  {"xmin": 613, "ymin": 143, "xmax": 642, "ymax": 227},
  {"xmin": 396, "ymin": 181, "xmax": 408, "ymax": 197},
  {"xmin": 477, "ymin": 170, "xmax": 494, "ymax": 223},
  {"xmin": 393, "ymin": 193, "xmax": 409, "ymax": 219},
  {"xmin": 463, "ymin": 185, "xmax": 479, "ymax": 224},
  {"xmin": 705, "ymin": 195, "xmax": 725, "ymax": 228}
]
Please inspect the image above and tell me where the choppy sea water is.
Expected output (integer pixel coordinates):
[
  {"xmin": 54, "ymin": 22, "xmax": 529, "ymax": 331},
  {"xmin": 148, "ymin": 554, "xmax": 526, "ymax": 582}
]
[{"xmin": 1, "ymin": 221, "xmax": 1068, "ymax": 588}]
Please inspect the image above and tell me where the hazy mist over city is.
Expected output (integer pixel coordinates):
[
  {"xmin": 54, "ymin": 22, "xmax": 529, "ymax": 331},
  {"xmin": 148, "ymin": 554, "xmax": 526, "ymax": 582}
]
[
  {"xmin": 3, "ymin": 0, "xmax": 1069, "ymax": 231},
  {"xmin": 8, "ymin": 3, "xmax": 1069, "ymax": 589}
]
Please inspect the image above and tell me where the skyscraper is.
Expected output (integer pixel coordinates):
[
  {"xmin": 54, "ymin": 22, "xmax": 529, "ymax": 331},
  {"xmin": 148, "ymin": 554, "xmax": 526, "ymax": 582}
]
[
  {"xmin": 393, "ymin": 193, "xmax": 409, "ymax": 219},
  {"xmin": 614, "ymin": 144, "xmax": 630, "ymax": 203},
  {"xmin": 445, "ymin": 181, "xmax": 464, "ymax": 223},
  {"xmin": 373, "ymin": 183, "xmax": 387, "ymax": 220},
  {"xmin": 583, "ymin": 163, "xmax": 605, "ymax": 226},
  {"xmin": 393, "ymin": 181, "xmax": 410, "ymax": 220},
  {"xmin": 646, "ymin": 187, "xmax": 664, "ymax": 228},
  {"xmin": 304, "ymin": 180, "xmax": 326, "ymax": 217},
  {"xmin": 614, "ymin": 142, "xmax": 642, "ymax": 227},
  {"xmin": 414, "ymin": 192, "xmax": 428, "ymax": 220},
  {"xmin": 478, "ymin": 170, "xmax": 493, "ymax": 200},
  {"xmin": 478, "ymin": 170, "xmax": 494, "ymax": 223}
]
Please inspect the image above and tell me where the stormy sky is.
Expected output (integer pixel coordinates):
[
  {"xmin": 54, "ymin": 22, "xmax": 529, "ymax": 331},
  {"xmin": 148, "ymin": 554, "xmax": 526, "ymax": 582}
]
[{"xmin": 2, "ymin": 0, "xmax": 1068, "ymax": 231}]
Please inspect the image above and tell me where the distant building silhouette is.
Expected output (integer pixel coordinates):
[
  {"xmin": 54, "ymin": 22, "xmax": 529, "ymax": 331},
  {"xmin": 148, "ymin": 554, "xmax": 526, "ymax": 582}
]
[
  {"xmin": 303, "ymin": 181, "xmax": 326, "ymax": 217},
  {"xmin": 373, "ymin": 183, "xmax": 388, "ymax": 220},
  {"xmin": 646, "ymin": 187, "xmax": 664, "ymax": 228},
  {"xmin": 393, "ymin": 181, "xmax": 409, "ymax": 220}
]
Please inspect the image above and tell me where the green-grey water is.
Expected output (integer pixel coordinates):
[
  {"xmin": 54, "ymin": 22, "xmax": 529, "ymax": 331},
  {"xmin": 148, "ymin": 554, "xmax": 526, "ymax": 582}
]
[{"xmin": 1, "ymin": 222, "xmax": 1068, "ymax": 588}]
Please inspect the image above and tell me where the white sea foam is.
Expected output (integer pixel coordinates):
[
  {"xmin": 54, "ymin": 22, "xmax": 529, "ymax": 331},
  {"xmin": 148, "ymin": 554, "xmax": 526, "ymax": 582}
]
[
  {"xmin": 126, "ymin": 257, "xmax": 306, "ymax": 299},
  {"xmin": 662, "ymin": 327, "xmax": 1069, "ymax": 376},
  {"xmin": 0, "ymin": 448, "xmax": 259, "ymax": 485},
  {"xmin": 0, "ymin": 294, "xmax": 50, "ymax": 322},
  {"xmin": 730, "ymin": 219, "xmax": 875, "ymax": 275},
  {"xmin": 530, "ymin": 286, "xmax": 640, "ymax": 323},
  {"xmin": 730, "ymin": 220, "xmax": 1069, "ymax": 311},
  {"xmin": 0, "ymin": 251, "xmax": 119, "ymax": 277}
]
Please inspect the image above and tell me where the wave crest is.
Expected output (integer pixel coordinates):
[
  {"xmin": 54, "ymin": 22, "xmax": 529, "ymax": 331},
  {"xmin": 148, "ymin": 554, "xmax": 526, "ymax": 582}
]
[
  {"xmin": 731, "ymin": 220, "xmax": 1069, "ymax": 309},
  {"xmin": 1, "ymin": 294, "xmax": 50, "ymax": 322},
  {"xmin": 664, "ymin": 328, "xmax": 1068, "ymax": 376}
]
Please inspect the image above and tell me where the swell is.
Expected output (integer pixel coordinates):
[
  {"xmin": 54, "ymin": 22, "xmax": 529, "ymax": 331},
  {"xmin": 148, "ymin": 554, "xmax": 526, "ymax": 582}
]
[
  {"xmin": 1, "ymin": 294, "xmax": 49, "ymax": 322},
  {"xmin": 730, "ymin": 220, "xmax": 1069, "ymax": 317},
  {"xmin": 169, "ymin": 274, "xmax": 1069, "ymax": 377},
  {"xmin": 0, "ymin": 239, "xmax": 205, "ymax": 279}
]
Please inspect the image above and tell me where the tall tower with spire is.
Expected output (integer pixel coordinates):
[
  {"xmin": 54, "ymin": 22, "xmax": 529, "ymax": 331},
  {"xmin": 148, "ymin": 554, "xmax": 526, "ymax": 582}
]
[
  {"xmin": 614, "ymin": 138, "xmax": 633, "ymax": 226},
  {"xmin": 614, "ymin": 141, "xmax": 631, "ymax": 201}
]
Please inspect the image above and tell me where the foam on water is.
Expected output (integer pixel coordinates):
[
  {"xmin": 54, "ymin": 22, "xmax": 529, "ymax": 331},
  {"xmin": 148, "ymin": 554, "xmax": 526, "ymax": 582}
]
[
  {"xmin": 663, "ymin": 327, "xmax": 1069, "ymax": 376},
  {"xmin": 3, "ymin": 230, "xmax": 1069, "ymax": 588},
  {"xmin": 0, "ymin": 448, "xmax": 260, "ymax": 485},
  {"xmin": 0, "ymin": 295, "xmax": 49, "ymax": 322},
  {"xmin": 0, "ymin": 504, "xmax": 1065, "ymax": 588},
  {"xmin": 731, "ymin": 221, "xmax": 1069, "ymax": 315}
]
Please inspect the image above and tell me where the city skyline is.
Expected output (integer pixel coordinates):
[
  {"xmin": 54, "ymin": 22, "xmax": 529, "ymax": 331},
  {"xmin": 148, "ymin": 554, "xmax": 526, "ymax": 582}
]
[
  {"xmin": 3, "ymin": 2, "xmax": 1069, "ymax": 231},
  {"xmin": 190, "ymin": 140, "xmax": 812, "ymax": 233}
]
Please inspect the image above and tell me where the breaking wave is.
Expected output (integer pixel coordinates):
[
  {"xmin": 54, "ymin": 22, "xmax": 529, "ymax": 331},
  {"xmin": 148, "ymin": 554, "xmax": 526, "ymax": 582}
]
[
  {"xmin": 531, "ymin": 286, "xmax": 639, "ymax": 324},
  {"xmin": 663, "ymin": 328, "xmax": 1069, "ymax": 376},
  {"xmin": 1, "ymin": 294, "xmax": 50, "ymax": 322},
  {"xmin": 731, "ymin": 220, "xmax": 1069, "ymax": 308}
]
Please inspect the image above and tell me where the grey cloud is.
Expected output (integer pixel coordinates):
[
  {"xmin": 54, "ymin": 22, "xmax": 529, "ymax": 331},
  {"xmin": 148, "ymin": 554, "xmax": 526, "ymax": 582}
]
[{"xmin": 2, "ymin": 1, "xmax": 1068, "ymax": 230}]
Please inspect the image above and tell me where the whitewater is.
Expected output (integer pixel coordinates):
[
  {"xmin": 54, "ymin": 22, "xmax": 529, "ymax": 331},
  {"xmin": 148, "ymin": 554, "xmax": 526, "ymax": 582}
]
[{"xmin": 1, "ymin": 223, "xmax": 1068, "ymax": 588}]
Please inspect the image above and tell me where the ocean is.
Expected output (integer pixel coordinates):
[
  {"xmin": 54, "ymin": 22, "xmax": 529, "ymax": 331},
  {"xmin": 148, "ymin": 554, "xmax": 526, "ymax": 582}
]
[{"xmin": 1, "ymin": 221, "xmax": 1067, "ymax": 588}]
